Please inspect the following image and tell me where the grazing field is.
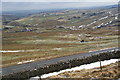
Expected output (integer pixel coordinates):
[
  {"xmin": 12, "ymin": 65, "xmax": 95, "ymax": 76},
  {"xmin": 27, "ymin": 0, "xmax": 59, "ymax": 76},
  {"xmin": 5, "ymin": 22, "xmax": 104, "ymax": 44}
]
[{"xmin": 2, "ymin": 6, "xmax": 119, "ymax": 67}]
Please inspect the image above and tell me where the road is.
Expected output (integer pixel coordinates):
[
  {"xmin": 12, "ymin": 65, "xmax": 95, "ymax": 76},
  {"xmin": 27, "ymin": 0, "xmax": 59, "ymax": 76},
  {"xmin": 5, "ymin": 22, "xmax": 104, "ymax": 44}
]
[{"xmin": 2, "ymin": 47, "xmax": 119, "ymax": 76}]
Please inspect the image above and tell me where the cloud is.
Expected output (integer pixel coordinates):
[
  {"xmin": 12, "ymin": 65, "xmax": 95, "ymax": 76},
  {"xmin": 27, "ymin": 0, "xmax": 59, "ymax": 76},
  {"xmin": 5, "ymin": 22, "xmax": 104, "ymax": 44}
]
[{"xmin": 1, "ymin": 0, "xmax": 119, "ymax": 2}]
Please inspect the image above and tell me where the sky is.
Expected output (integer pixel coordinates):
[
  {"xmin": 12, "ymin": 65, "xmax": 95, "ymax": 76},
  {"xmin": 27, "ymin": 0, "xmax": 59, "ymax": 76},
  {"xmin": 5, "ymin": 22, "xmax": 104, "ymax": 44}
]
[
  {"xmin": 1, "ymin": 0, "xmax": 119, "ymax": 11},
  {"xmin": 1, "ymin": 0, "xmax": 120, "ymax": 2}
]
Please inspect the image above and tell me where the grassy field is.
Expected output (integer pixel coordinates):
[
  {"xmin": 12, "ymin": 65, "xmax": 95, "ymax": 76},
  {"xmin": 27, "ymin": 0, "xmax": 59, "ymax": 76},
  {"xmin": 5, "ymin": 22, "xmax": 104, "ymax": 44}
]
[{"xmin": 2, "ymin": 26, "xmax": 118, "ymax": 67}]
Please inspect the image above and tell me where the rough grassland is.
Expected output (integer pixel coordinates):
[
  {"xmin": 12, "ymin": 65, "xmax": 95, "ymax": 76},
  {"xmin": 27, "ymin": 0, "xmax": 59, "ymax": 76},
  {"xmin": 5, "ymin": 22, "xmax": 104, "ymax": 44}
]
[{"xmin": 2, "ymin": 27, "xmax": 118, "ymax": 67}]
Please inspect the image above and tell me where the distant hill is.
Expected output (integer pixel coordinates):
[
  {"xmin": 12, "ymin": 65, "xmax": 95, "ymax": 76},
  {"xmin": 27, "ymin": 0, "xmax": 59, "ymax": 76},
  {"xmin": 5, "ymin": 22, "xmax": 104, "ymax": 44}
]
[
  {"xmin": 2, "ymin": 4, "xmax": 118, "ymax": 19},
  {"xmin": 2, "ymin": 4, "xmax": 118, "ymax": 29}
]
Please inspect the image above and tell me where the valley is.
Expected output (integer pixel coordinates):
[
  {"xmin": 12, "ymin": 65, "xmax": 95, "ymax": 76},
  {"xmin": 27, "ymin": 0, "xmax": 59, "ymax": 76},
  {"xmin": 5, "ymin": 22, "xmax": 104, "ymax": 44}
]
[{"xmin": 2, "ymin": 5, "xmax": 119, "ymax": 67}]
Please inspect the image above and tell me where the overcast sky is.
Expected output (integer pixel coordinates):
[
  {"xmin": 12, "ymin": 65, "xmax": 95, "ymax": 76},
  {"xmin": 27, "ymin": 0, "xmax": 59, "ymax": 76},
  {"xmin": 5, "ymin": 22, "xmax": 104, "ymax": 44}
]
[
  {"xmin": 1, "ymin": 0, "xmax": 120, "ymax": 2},
  {"xmin": 1, "ymin": 0, "xmax": 119, "ymax": 11}
]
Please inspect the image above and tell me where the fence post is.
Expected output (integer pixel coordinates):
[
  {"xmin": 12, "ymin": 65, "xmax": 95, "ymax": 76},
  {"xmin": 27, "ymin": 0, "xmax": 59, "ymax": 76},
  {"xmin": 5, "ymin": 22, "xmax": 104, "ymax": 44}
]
[{"xmin": 99, "ymin": 59, "xmax": 103, "ymax": 76}]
